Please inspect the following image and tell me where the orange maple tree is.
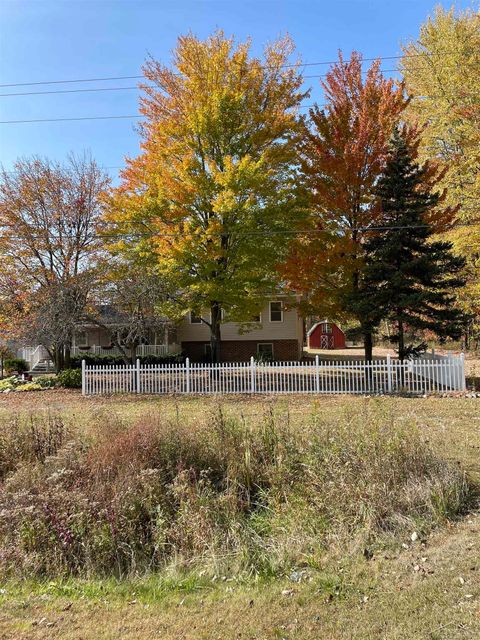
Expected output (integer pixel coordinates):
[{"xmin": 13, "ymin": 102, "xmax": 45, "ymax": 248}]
[{"xmin": 282, "ymin": 52, "xmax": 407, "ymax": 359}]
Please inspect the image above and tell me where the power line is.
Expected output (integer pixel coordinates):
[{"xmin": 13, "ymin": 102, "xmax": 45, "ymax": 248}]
[
  {"xmin": 0, "ymin": 50, "xmax": 463, "ymax": 89},
  {"xmin": 0, "ymin": 114, "xmax": 143, "ymax": 124},
  {"xmin": 0, "ymin": 86, "xmax": 142, "ymax": 98},
  {"xmin": 1, "ymin": 220, "xmax": 478, "ymax": 242},
  {"xmin": 1, "ymin": 105, "xmax": 321, "ymax": 124},
  {"xmin": 0, "ymin": 69, "xmax": 407, "ymax": 98},
  {"xmin": 4, "ymin": 91, "xmax": 478, "ymax": 123},
  {"xmin": 4, "ymin": 62, "xmax": 478, "ymax": 98},
  {"xmin": 2, "ymin": 166, "xmax": 123, "ymax": 174}
]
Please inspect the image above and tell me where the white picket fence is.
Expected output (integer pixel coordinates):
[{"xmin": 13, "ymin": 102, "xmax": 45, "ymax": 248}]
[
  {"xmin": 411, "ymin": 351, "xmax": 464, "ymax": 391},
  {"xmin": 81, "ymin": 354, "xmax": 465, "ymax": 396}
]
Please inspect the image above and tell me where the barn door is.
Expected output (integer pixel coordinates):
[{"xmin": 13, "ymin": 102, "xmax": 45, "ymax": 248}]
[
  {"xmin": 320, "ymin": 334, "xmax": 329, "ymax": 349},
  {"xmin": 329, "ymin": 335, "xmax": 334, "ymax": 349}
]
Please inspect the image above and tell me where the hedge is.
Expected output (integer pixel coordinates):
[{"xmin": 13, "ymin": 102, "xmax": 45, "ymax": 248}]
[{"xmin": 69, "ymin": 352, "xmax": 185, "ymax": 369}]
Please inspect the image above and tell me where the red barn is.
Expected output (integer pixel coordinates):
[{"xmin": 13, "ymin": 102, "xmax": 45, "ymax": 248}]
[{"xmin": 307, "ymin": 320, "xmax": 346, "ymax": 350}]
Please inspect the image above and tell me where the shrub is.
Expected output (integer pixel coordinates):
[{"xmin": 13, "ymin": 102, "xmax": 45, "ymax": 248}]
[
  {"xmin": 35, "ymin": 375, "xmax": 57, "ymax": 389},
  {"xmin": 3, "ymin": 358, "xmax": 29, "ymax": 375},
  {"xmin": 70, "ymin": 354, "xmax": 125, "ymax": 368},
  {"xmin": 0, "ymin": 376, "xmax": 18, "ymax": 392},
  {"xmin": 0, "ymin": 405, "xmax": 472, "ymax": 580},
  {"xmin": 16, "ymin": 382, "xmax": 43, "ymax": 392},
  {"xmin": 57, "ymin": 368, "xmax": 82, "ymax": 388},
  {"xmin": 69, "ymin": 352, "xmax": 185, "ymax": 369}
]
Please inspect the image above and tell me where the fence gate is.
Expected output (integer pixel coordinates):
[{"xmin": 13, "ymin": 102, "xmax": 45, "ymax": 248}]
[{"xmin": 82, "ymin": 354, "xmax": 466, "ymax": 396}]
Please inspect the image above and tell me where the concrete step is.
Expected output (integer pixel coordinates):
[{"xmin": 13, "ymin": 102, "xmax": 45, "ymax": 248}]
[{"xmin": 30, "ymin": 359, "xmax": 55, "ymax": 373}]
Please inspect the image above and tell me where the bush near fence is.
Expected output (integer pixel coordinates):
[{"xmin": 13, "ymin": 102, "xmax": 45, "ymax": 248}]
[{"xmin": 70, "ymin": 352, "xmax": 185, "ymax": 369}]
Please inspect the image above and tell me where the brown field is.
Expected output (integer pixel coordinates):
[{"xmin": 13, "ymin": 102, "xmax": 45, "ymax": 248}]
[{"xmin": 0, "ymin": 392, "xmax": 479, "ymax": 639}]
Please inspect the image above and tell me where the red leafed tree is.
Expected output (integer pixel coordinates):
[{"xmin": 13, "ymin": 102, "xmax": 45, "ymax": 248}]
[{"xmin": 283, "ymin": 52, "xmax": 408, "ymax": 360}]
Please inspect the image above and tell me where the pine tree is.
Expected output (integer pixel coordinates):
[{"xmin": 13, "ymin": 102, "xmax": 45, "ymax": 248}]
[{"xmin": 357, "ymin": 128, "xmax": 466, "ymax": 362}]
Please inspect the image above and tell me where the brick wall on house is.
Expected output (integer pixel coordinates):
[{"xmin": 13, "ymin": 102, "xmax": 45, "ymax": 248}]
[{"xmin": 181, "ymin": 340, "xmax": 301, "ymax": 362}]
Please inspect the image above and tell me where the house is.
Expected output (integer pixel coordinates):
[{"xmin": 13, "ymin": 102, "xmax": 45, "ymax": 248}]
[
  {"xmin": 177, "ymin": 299, "xmax": 304, "ymax": 362},
  {"xmin": 18, "ymin": 308, "xmax": 178, "ymax": 372},
  {"xmin": 18, "ymin": 300, "xmax": 304, "ymax": 370},
  {"xmin": 307, "ymin": 320, "xmax": 346, "ymax": 350}
]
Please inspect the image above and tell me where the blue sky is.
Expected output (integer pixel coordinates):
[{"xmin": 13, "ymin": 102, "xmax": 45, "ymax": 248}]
[{"xmin": 0, "ymin": 0, "xmax": 474, "ymax": 181}]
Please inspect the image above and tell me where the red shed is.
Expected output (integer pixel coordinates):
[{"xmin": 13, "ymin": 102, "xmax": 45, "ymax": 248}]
[{"xmin": 307, "ymin": 320, "xmax": 346, "ymax": 350}]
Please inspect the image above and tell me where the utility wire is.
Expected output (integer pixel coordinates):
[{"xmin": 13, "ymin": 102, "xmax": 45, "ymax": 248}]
[
  {"xmin": 0, "ymin": 68, "xmax": 404, "ymax": 97},
  {"xmin": 0, "ymin": 114, "xmax": 143, "ymax": 124},
  {"xmin": 0, "ymin": 220, "xmax": 478, "ymax": 242},
  {"xmin": 2, "ymin": 106, "xmax": 319, "ymax": 124},
  {"xmin": 4, "ymin": 63, "xmax": 479, "ymax": 98},
  {"xmin": 4, "ymin": 89, "xmax": 479, "ymax": 124},
  {"xmin": 0, "ymin": 49, "xmax": 465, "ymax": 88}
]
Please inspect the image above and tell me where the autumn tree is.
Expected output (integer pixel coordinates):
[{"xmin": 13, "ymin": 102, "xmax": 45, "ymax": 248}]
[
  {"xmin": 282, "ymin": 52, "xmax": 407, "ymax": 360},
  {"xmin": 0, "ymin": 155, "xmax": 109, "ymax": 370},
  {"xmin": 87, "ymin": 262, "xmax": 174, "ymax": 364},
  {"xmin": 350, "ymin": 128, "xmax": 465, "ymax": 362},
  {"xmin": 401, "ymin": 5, "xmax": 480, "ymax": 344},
  {"xmin": 0, "ymin": 256, "xmax": 29, "ymax": 375},
  {"xmin": 106, "ymin": 31, "xmax": 308, "ymax": 362}
]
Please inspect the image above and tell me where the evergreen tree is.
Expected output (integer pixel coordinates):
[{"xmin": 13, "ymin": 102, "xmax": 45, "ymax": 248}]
[{"xmin": 356, "ymin": 128, "xmax": 466, "ymax": 362}]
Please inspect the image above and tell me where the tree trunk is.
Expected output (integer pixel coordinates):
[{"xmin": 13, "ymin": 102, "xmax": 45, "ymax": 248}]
[
  {"xmin": 363, "ymin": 330, "xmax": 373, "ymax": 363},
  {"xmin": 210, "ymin": 302, "xmax": 222, "ymax": 363},
  {"xmin": 64, "ymin": 343, "xmax": 71, "ymax": 369},
  {"xmin": 54, "ymin": 344, "xmax": 64, "ymax": 373},
  {"xmin": 398, "ymin": 317, "xmax": 405, "ymax": 363},
  {"xmin": 130, "ymin": 343, "xmax": 138, "ymax": 365}
]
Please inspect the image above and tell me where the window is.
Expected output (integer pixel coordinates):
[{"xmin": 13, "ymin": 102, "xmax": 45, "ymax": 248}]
[
  {"xmin": 75, "ymin": 330, "xmax": 88, "ymax": 347},
  {"xmin": 190, "ymin": 311, "xmax": 202, "ymax": 324},
  {"xmin": 323, "ymin": 323, "xmax": 332, "ymax": 334},
  {"xmin": 269, "ymin": 301, "xmax": 283, "ymax": 322},
  {"xmin": 257, "ymin": 343, "xmax": 274, "ymax": 361}
]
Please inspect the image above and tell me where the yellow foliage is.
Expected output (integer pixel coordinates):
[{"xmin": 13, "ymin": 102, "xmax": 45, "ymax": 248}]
[
  {"xmin": 401, "ymin": 6, "xmax": 480, "ymax": 321},
  {"xmin": 106, "ymin": 31, "xmax": 308, "ymax": 346}
]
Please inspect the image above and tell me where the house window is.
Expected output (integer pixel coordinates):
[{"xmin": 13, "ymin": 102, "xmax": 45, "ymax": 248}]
[
  {"xmin": 257, "ymin": 343, "xmax": 274, "ymax": 361},
  {"xmin": 190, "ymin": 311, "xmax": 202, "ymax": 324},
  {"xmin": 75, "ymin": 330, "xmax": 88, "ymax": 347},
  {"xmin": 269, "ymin": 301, "xmax": 283, "ymax": 322}
]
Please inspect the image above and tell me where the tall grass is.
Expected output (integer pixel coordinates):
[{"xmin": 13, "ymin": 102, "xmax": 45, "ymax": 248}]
[{"xmin": 0, "ymin": 403, "xmax": 471, "ymax": 579}]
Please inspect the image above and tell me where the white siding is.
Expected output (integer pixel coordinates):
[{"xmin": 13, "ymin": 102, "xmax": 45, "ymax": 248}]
[{"xmin": 177, "ymin": 303, "xmax": 303, "ymax": 343}]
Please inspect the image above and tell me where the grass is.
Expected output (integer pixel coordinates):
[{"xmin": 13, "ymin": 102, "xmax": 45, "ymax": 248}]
[{"xmin": 0, "ymin": 392, "xmax": 479, "ymax": 639}]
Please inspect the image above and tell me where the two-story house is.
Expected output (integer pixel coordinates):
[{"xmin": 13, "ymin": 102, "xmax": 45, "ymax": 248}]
[
  {"xmin": 177, "ymin": 299, "xmax": 304, "ymax": 362},
  {"xmin": 18, "ymin": 299, "xmax": 304, "ymax": 370}
]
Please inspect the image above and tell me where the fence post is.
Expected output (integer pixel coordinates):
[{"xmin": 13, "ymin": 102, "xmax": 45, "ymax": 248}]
[
  {"xmin": 460, "ymin": 352, "xmax": 466, "ymax": 391},
  {"xmin": 386, "ymin": 354, "xmax": 392, "ymax": 393},
  {"xmin": 185, "ymin": 357, "xmax": 190, "ymax": 394},
  {"xmin": 315, "ymin": 355, "xmax": 320, "ymax": 393},
  {"xmin": 250, "ymin": 356, "xmax": 256, "ymax": 394},
  {"xmin": 136, "ymin": 358, "xmax": 141, "ymax": 394},
  {"xmin": 81, "ymin": 359, "xmax": 86, "ymax": 396}
]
